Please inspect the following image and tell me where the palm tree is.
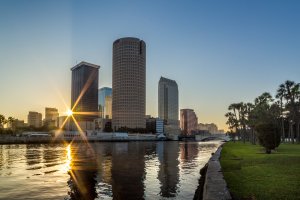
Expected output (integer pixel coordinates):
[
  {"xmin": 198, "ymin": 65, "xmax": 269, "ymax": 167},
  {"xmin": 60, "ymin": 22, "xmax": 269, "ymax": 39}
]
[
  {"xmin": 280, "ymin": 80, "xmax": 300, "ymax": 143},
  {"xmin": 7, "ymin": 117, "xmax": 15, "ymax": 129},
  {"xmin": 0, "ymin": 114, "xmax": 7, "ymax": 129},
  {"xmin": 254, "ymin": 92, "xmax": 273, "ymax": 105},
  {"xmin": 276, "ymin": 84, "xmax": 286, "ymax": 142},
  {"xmin": 244, "ymin": 103, "xmax": 255, "ymax": 144},
  {"xmin": 228, "ymin": 103, "xmax": 243, "ymax": 141}
]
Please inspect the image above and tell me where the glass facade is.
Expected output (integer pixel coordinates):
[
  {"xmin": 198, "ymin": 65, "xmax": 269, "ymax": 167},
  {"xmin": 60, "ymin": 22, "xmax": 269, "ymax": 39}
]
[
  {"xmin": 158, "ymin": 77, "xmax": 179, "ymax": 126},
  {"xmin": 98, "ymin": 87, "xmax": 112, "ymax": 119},
  {"xmin": 71, "ymin": 61, "xmax": 100, "ymax": 121}
]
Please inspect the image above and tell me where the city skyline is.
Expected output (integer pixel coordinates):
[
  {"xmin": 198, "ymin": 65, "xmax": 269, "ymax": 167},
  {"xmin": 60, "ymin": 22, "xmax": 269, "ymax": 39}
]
[{"xmin": 0, "ymin": 1, "xmax": 300, "ymax": 131}]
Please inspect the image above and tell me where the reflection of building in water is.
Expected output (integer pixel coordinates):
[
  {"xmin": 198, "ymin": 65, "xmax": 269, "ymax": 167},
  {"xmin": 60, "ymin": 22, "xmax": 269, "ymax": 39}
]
[
  {"xmin": 93, "ymin": 143, "xmax": 113, "ymax": 186},
  {"xmin": 157, "ymin": 142, "xmax": 180, "ymax": 197},
  {"xmin": 42, "ymin": 145, "xmax": 61, "ymax": 165},
  {"xmin": 111, "ymin": 142, "xmax": 146, "ymax": 199},
  {"xmin": 67, "ymin": 144, "xmax": 98, "ymax": 200},
  {"xmin": 25, "ymin": 144, "xmax": 43, "ymax": 166},
  {"xmin": 180, "ymin": 143, "xmax": 199, "ymax": 161}
]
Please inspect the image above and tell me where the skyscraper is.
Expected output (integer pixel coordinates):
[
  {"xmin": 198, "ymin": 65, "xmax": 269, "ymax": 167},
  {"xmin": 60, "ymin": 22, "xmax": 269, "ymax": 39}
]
[
  {"xmin": 158, "ymin": 77, "xmax": 179, "ymax": 126},
  {"xmin": 112, "ymin": 37, "xmax": 146, "ymax": 130},
  {"xmin": 98, "ymin": 87, "xmax": 112, "ymax": 119},
  {"xmin": 71, "ymin": 61, "xmax": 100, "ymax": 127}
]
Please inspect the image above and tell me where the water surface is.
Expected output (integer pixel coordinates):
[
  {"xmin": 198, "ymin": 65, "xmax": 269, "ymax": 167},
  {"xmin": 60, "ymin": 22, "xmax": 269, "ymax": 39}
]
[{"xmin": 0, "ymin": 141, "xmax": 220, "ymax": 200}]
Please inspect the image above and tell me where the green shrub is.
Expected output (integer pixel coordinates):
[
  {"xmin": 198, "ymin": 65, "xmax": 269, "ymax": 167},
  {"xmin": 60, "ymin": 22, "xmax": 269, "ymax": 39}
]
[{"xmin": 255, "ymin": 123, "xmax": 281, "ymax": 154}]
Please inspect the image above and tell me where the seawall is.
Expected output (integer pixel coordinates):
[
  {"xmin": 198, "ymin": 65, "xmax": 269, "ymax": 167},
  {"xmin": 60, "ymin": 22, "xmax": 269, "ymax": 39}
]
[{"xmin": 202, "ymin": 145, "xmax": 231, "ymax": 200}]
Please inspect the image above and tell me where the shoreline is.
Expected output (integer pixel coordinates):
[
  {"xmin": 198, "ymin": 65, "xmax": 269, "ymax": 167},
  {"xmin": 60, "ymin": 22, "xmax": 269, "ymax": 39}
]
[
  {"xmin": 193, "ymin": 163, "xmax": 208, "ymax": 200},
  {"xmin": 194, "ymin": 144, "xmax": 232, "ymax": 200}
]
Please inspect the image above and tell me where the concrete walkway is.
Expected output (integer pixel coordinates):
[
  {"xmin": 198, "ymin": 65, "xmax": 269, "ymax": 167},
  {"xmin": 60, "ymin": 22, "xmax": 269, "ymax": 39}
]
[{"xmin": 203, "ymin": 145, "xmax": 232, "ymax": 200}]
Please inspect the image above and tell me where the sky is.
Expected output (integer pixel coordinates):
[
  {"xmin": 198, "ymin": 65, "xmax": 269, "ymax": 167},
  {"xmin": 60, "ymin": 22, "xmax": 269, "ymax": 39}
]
[{"xmin": 0, "ymin": 0, "xmax": 300, "ymax": 130}]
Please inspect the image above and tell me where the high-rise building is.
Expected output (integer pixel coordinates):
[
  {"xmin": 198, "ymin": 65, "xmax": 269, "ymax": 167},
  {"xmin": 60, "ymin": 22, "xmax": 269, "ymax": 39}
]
[
  {"xmin": 158, "ymin": 77, "xmax": 179, "ymax": 126},
  {"xmin": 105, "ymin": 96, "xmax": 112, "ymax": 119},
  {"xmin": 112, "ymin": 37, "xmax": 146, "ymax": 130},
  {"xmin": 98, "ymin": 87, "xmax": 112, "ymax": 119},
  {"xmin": 44, "ymin": 107, "xmax": 59, "ymax": 127},
  {"xmin": 180, "ymin": 109, "xmax": 198, "ymax": 135},
  {"xmin": 57, "ymin": 116, "xmax": 70, "ymax": 130},
  {"xmin": 71, "ymin": 61, "xmax": 100, "ymax": 130},
  {"xmin": 27, "ymin": 111, "xmax": 42, "ymax": 128}
]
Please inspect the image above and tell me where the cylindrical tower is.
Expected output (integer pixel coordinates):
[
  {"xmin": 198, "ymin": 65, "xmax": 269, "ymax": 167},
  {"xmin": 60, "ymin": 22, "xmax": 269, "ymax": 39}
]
[{"xmin": 112, "ymin": 37, "xmax": 146, "ymax": 130}]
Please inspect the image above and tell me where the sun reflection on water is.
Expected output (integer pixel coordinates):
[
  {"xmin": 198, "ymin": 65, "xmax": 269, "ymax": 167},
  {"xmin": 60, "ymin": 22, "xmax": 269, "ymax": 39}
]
[{"xmin": 61, "ymin": 144, "xmax": 72, "ymax": 173}]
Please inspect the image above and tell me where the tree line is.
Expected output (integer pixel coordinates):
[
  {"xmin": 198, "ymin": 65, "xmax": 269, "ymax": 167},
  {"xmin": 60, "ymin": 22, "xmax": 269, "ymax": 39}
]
[
  {"xmin": 225, "ymin": 80, "xmax": 300, "ymax": 153},
  {"xmin": 0, "ymin": 114, "xmax": 55, "ymax": 135}
]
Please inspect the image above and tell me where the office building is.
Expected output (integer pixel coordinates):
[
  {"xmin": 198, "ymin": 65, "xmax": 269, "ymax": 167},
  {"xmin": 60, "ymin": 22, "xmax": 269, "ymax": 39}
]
[
  {"xmin": 98, "ymin": 87, "xmax": 112, "ymax": 119},
  {"xmin": 146, "ymin": 117, "xmax": 164, "ymax": 134},
  {"xmin": 158, "ymin": 77, "xmax": 179, "ymax": 126},
  {"xmin": 112, "ymin": 37, "xmax": 146, "ymax": 130},
  {"xmin": 44, "ymin": 107, "xmax": 59, "ymax": 127},
  {"xmin": 71, "ymin": 61, "xmax": 100, "ymax": 130},
  {"xmin": 94, "ymin": 118, "xmax": 112, "ymax": 132},
  {"xmin": 105, "ymin": 96, "xmax": 112, "ymax": 119},
  {"xmin": 28, "ymin": 111, "xmax": 42, "ymax": 128},
  {"xmin": 180, "ymin": 109, "xmax": 198, "ymax": 135},
  {"xmin": 57, "ymin": 116, "xmax": 70, "ymax": 130}
]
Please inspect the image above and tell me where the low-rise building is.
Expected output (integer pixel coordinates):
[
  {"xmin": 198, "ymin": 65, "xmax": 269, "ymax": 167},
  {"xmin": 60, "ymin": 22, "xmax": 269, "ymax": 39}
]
[
  {"xmin": 7, "ymin": 119, "xmax": 26, "ymax": 130},
  {"xmin": 94, "ymin": 118, "xmax": 112, "ymax": 132},
  {"xmin": 146, "ymin": 117, "xmax": 164, "ymax": 134},
  {"xmin": 27, "ymin": 111, "xmax": 42, "ymax": 128},
  {"xmin": 198, "ymin": 123, "xmax": 218, "ymax": 134}
]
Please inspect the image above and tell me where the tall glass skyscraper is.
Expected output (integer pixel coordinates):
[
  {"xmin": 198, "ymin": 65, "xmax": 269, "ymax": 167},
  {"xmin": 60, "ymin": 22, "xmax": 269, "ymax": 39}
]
[
  {"xmin": 71, "ymin": 61, "xmax": 100, "ymax": 122},
  {"xmin": 98, "ymin": 87, "xmax": 112, "ymax": 119},
  {"xmin": 112, "ymin": 37, "xmax": 146, "ymax": 130},
  {"xmin": 158, "ymin": 77, "xmax": 179, "ymax": 126}
]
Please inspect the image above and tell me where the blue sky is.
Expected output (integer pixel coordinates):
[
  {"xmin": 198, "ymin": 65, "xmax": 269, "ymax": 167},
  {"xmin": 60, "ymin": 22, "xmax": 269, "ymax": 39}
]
[{"xmin": 0, "ymin": 0, "xmax": 299, "ymax": 130}]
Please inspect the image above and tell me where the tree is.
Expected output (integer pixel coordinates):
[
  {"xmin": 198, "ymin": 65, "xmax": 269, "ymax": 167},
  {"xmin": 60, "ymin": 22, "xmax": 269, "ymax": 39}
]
[
  {"xmin": 0, "ymin": 114, "xmax": 7, "ymax": 129},
  {"xmin": 250, "ymin": 93, "xmax": 281, "ymax": 152},
  {"xmin": 279, "ymin": 80, "xmax": 300, "ymax": 143},
  {"xmin": 276, "ymin": 84, "xmax": 286, "ymax": 142},
  {"xmin": 226, "ymin": 102, "xmax": 254, "ymax": 143},
  {"xmin": 7, "ymin": 117, "xmax": 15, "ymax": 129},
  {"xmin": 227, "ymin": 103, "xmax": 243, "ymax": 141},
  {"xmin": 256, "ymin": 123, "xmax": 281, "ymax": 154}
]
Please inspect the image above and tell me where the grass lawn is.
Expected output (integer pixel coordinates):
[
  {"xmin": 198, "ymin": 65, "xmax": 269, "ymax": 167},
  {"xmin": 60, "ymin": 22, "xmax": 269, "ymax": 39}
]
[{"xmin": 220, "ymin": 142, "xmax": 300, "ymax": 200}]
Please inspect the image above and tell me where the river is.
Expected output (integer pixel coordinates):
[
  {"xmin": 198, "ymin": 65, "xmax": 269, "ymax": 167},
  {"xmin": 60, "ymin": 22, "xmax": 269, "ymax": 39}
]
[{"xmin": 0, "ymin": 141, "xmax": 221, "ymax": 200}]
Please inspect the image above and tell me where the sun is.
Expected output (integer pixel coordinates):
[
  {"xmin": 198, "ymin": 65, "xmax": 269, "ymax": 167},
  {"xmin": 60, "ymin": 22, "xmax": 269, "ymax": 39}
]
[{"xmin": 66, "ymin": 109, "xmax": 73, "ymax": 117}]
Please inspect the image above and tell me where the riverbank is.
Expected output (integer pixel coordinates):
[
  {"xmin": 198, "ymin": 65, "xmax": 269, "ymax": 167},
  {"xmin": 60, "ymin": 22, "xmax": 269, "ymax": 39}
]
[
  {"xmin": 220, "ymin": 142, "xmax": 300, "ymax": 200},
  {"xmin": 202, "ymin": 145, "xmax": 231, "ymax": 200}
]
